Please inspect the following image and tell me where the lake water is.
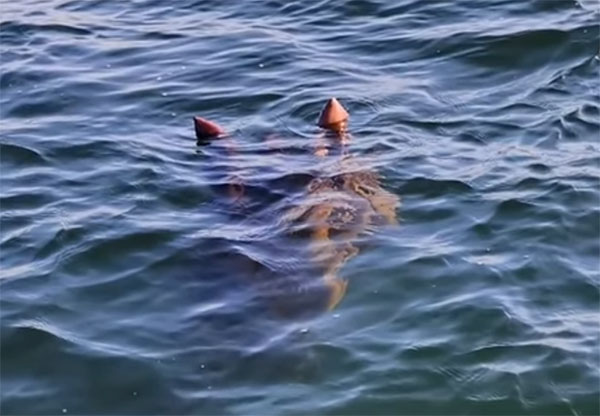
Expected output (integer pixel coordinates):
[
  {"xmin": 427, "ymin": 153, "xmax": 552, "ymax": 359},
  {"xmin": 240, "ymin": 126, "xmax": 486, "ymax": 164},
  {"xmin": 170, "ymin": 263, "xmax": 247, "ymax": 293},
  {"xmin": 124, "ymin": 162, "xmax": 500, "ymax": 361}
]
[{"xmin": 1, "ymin": 0, "xmax": 599, "ymax": 414}]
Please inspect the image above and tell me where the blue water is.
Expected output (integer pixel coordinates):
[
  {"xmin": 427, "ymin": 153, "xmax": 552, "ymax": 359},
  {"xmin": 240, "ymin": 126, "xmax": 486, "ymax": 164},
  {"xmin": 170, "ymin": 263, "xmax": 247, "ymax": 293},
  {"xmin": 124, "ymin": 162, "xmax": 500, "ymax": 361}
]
[{"xmin": 1, "ymin": 0, "xmax": 599, "ymax": 414}]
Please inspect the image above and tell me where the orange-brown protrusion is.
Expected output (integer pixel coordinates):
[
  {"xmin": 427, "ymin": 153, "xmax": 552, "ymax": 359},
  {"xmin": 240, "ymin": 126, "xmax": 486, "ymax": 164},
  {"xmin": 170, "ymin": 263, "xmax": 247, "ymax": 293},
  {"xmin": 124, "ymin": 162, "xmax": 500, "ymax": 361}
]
[
  {"xmin": 194, "ymin": 116, "xmax": 225, "ymax": 140},
  {"xmin": 317, "ymin": 97, "xmax": 349, "ymax": 132}
]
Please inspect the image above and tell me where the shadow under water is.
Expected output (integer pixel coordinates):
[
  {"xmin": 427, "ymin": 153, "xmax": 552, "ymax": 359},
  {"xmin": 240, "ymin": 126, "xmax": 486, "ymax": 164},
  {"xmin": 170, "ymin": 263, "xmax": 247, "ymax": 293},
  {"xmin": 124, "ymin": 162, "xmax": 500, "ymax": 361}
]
[{"xmin": 198, "ymin": 127, "xmax": 400, "ymax": 320}]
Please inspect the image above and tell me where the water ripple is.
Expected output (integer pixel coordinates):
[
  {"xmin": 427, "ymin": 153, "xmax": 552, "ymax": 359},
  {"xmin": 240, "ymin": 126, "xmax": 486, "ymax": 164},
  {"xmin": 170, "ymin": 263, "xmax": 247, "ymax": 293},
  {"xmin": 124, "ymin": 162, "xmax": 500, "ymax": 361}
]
[{"xmin": 1, "ymin": 0, "xmax": 599, "ymax": 414}]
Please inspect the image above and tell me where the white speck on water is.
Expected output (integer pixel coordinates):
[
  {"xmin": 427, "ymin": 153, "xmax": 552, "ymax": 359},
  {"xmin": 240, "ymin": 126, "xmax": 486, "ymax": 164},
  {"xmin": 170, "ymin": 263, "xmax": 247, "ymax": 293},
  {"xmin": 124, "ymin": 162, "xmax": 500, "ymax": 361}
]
[
  {"xmin": 436, "ymin": 49, "xmax": 440, "ymax": 53},
  {"xmin": 373, "ymin": 290, "xmax": 379, "ymax": 294},
  {"xmin": 171, "ymin": 112, "xmax": 176, "ymax": 117},
  {"xmin": 200, "ymin": 364, "xmax": 205, "ymax": 369},
  {"xmin": 161, "ymin": 92, "xmax": 168, "ymax": 96},
  {"xmin": 157, "ymin": 76, "xmax": 162, "ymax": 80},
  {"xmin": 106, "ymin": 64, "xmax": 111, "ymax": 68},
  {"xmin": 62, "ymin": 409, "xmax": 67, "ymax": 414},
  {"xmin": 333, "ymin": 314, "xmax": 340, "ymax": 319},
  {"xmin": 300, "ymin": 328, "xmax": 309, "ymax": 334},
  {"xmin": 133, "ymin": 391, "xmax": 137, "ymax": 396},
  {"xmin": 523, "ymin": 255, "xmax": 530, "ymax": 259},
  {"xmin": 259, "ymin": 63, "xmax": 264, "ymax": 68},
  {"xmin": 486, "ymin": 248, "xmax": 491, "ymax": 252},
  {"xmin": 207, "ymin": 386, "xmax": 212, "ymax": 390}
]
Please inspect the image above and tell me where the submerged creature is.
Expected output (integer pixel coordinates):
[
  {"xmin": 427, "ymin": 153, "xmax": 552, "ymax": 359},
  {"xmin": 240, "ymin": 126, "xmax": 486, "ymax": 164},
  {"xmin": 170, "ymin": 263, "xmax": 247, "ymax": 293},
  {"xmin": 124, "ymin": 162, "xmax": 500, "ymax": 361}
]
[{"xmin": 194, "ymin": 98, "xmax": 399, "ymax": 317}]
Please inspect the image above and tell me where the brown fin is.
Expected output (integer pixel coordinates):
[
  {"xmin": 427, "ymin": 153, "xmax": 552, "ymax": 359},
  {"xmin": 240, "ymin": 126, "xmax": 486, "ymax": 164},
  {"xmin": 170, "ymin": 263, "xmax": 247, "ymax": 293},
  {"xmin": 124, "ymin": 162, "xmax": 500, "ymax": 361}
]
[
  {"xmin": 317, "ymin": 98, "xmax": 349, "ymax": 131},
  {"xmin": 193, "ymin": 116, "xmax": 225, "ymax": 140}
]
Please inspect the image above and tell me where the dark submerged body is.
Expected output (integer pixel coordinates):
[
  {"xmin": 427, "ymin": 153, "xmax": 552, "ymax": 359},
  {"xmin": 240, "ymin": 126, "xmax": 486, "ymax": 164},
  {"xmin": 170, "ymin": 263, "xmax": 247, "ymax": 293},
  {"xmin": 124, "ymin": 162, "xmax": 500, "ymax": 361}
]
[{"xmin": 200, "ymin": 132, "xmax": 399, "ymax": 318}]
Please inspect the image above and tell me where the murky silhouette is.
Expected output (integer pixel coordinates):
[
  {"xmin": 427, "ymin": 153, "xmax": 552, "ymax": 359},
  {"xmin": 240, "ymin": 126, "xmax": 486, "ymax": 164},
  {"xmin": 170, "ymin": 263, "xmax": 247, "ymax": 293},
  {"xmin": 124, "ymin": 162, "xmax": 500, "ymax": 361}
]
[{"xmin": 195, "ymin": 99, "xmax": 399, "ymax": 318}]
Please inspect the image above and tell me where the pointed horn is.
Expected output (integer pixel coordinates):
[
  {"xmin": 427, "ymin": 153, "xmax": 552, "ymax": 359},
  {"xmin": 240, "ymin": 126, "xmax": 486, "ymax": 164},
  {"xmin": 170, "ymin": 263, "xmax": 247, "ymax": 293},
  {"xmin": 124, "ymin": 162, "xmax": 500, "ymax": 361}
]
[
  {"xmin": 317, "ymin": 98, "xmax": 349, "ymax": 131},
  {"xmin": 193, "ymin": 116, "xmax": 226, "ymax": 140}
]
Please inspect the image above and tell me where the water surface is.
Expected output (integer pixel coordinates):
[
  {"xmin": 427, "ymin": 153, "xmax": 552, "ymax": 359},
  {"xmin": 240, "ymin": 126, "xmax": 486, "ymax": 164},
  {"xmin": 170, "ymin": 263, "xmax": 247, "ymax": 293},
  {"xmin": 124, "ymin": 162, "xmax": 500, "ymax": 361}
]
[{"xmin": 1, "ymin": 0, "xmax": 599, "ymax": 414}]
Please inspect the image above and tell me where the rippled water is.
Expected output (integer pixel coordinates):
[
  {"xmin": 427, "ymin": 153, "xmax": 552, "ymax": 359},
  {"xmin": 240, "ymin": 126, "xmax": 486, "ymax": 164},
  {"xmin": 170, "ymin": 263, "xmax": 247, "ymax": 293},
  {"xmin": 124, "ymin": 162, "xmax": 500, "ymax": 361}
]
[{"xmin": 2, "ymin": 0, "xmax": 599, "ymax": 414}]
